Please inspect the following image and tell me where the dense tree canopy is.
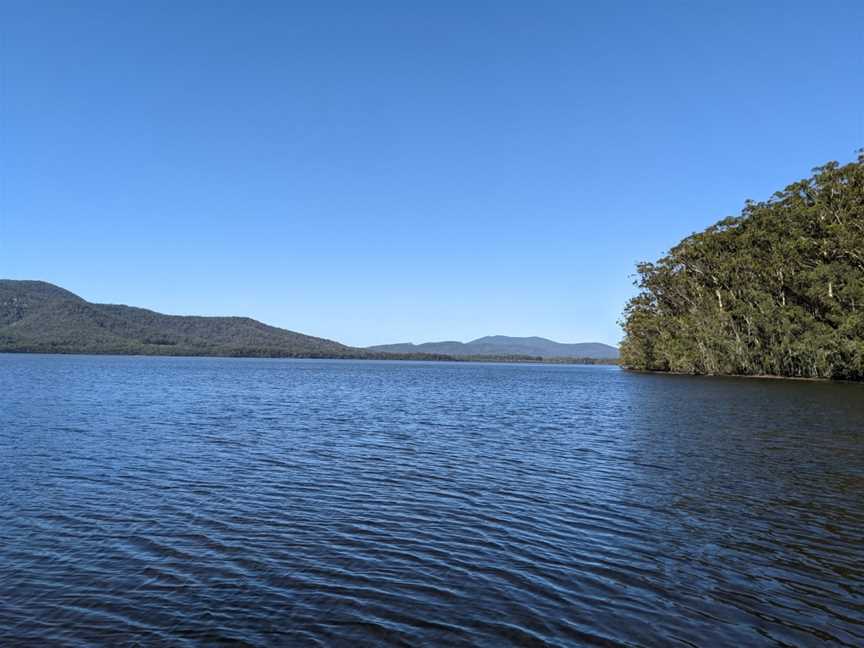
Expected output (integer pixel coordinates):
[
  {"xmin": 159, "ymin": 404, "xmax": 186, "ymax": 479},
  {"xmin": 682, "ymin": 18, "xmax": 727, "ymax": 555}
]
[{"xmin": 620, "ymin": 153, "xmax": 864, "ymax": 381}]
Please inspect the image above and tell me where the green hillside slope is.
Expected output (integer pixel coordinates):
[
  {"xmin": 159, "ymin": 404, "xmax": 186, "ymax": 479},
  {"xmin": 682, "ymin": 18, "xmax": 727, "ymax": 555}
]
[{"xmin": 0, "ymin": 280, "xmax": 353, "ymax": 357}]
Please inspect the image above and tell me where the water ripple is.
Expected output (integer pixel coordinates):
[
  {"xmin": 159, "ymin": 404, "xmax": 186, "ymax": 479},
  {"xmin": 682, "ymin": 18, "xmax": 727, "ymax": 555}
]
[{"xmin": 1, "ymin": 356, "xmax": 863, "ymax": 646}]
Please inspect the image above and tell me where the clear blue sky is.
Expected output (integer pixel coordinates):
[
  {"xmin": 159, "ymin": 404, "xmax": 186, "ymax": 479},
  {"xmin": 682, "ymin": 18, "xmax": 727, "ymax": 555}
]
[{"xmin": 2, "ymin": 1, "xmax": 862, "ymax": 347}]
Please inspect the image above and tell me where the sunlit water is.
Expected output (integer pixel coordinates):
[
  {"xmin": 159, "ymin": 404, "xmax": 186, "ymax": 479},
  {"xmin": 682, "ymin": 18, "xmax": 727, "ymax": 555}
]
[{"xmin": 1, "ymin": 355, "xmax": 862, "ymax": 647}]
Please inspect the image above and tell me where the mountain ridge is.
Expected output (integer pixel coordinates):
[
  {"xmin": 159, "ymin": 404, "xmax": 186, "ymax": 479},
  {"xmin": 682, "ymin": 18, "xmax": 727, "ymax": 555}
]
[
  {"xmin": 367, "ymin": 336, "xmax": 619, "ymax": 359},
  {"xmin": 0, "ymin": 279, "xmax": 354, "ymax": 357},
  {"xmin": 1, "ymin": 280, "xmax": 619, "ymax": 362}
]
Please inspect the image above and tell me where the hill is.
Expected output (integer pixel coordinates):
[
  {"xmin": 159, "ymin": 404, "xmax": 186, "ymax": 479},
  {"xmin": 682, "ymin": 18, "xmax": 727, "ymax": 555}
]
[
  {"xmin": 368, "ymin": 336, "xmax": 619, "ymax": 359},
  {"xmin": 0, "ymin": 281, "xmax": 620, "ymax": 364},
  {"xmin": 620, "ymin": 154, "xmax": 864, "ymax": 381},
  {"xmin": 0, "ymin": 280, "xmax": 355, "ymax": 357}
]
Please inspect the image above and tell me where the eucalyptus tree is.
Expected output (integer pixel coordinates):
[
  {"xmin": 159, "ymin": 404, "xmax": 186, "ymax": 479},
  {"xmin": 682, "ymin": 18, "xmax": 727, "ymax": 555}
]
[{"xmin": 620, "ymin": 152, "xmax": 864, "ymax": 380}]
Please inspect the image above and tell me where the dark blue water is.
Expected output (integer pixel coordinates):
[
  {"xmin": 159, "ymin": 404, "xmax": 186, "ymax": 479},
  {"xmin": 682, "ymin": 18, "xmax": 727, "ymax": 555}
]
[{"xmin": 1, "ymin": 355, "xmax": 862, "ymax": 647}]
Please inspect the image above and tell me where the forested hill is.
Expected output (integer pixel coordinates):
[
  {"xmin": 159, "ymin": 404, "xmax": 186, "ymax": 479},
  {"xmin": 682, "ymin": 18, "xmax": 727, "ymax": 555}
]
[
  {"xmin": 0, "ymin": 280, "xmax": 356, "ymax": 358},
  {"xmin": 620, "ymin": 153, "xmax": 864, "ymax": 381},
  {"xmin": 0, "ymin": 281, "xmax": 616, "ymax": 364}
]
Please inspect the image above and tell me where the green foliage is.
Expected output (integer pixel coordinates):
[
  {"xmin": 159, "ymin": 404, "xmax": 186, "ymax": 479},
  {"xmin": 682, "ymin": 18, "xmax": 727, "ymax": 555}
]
[{"xmin": 620, "ymin": 153, "xmax": 864, "ymax": 381}]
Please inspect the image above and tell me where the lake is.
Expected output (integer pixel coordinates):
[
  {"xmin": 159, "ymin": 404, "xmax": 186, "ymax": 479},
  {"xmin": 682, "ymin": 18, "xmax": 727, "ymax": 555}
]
[{"xmin": 1, "ymin": 355, "xmax": 862, "ymax": 646}]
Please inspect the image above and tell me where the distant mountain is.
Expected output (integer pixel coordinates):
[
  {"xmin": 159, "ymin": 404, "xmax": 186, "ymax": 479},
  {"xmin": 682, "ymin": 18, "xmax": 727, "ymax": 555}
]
[
  {"xmin": 0, "ymin": 280, "xmax": 354, "ymax": 357},
  {"xmin": 0, "ymin": 280, "xmax": 620, "ymax": 363},
  {"xmin": 368, "ymin": 336, "xmax": 619, "ymax": 359}
]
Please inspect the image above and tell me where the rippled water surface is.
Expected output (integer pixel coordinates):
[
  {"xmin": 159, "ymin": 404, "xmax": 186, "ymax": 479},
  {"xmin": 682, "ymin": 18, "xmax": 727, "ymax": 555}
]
[{"xmin": 1, "ymin": 355, "xmax": 863, "ymax": 646}]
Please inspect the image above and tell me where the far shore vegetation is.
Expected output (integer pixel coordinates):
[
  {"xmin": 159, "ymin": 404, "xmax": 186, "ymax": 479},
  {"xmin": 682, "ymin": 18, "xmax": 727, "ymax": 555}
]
[{"xmin": 0, "ymin": 280, "xmax": 616, "ymax": 365}]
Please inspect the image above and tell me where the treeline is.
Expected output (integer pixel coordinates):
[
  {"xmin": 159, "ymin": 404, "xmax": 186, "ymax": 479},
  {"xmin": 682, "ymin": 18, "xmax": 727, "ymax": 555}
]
[
  {"xmin": 620, "ymin": 153, "xmax": 864, "ymax": 381},
  {"xmin": 0, "ymin": 339, "xmax": 617, "ymax": 366},
  {"xmin": 446, "ymin": 355, "xmax": 618, "ymax": 365}
]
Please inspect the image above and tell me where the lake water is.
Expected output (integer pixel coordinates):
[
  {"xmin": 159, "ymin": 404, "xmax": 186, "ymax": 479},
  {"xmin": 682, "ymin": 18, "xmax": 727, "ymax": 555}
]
[{"xmin": 1, "ymin": 355, "xmax": 862, "ymax": 647}]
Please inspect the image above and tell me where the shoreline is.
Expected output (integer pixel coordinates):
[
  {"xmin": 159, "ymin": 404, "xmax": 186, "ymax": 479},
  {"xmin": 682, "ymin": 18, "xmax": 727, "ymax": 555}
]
[
  {"xmin": 621, "ymin": 367, "xmax": 862, "ymax": 384},
  {"xmin": 0, "ymin": 349, "xmax": 620, "ymax": 367}
]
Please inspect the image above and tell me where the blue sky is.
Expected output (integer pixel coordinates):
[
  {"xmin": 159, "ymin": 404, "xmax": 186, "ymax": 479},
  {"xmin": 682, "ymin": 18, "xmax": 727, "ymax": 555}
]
[{"xmin": 2, "ymin": 1, "xmax": 862, "ymax": 347}]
